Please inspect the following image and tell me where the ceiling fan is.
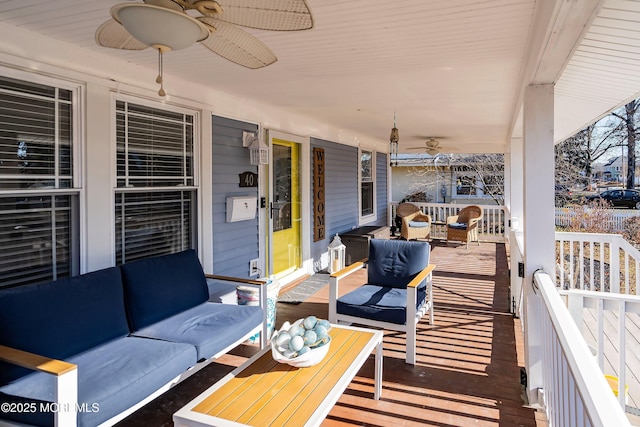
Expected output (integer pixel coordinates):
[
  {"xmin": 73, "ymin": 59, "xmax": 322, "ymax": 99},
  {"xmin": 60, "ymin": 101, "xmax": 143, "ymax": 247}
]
[
  {"xmin": 95, "ymin": 0, "xmax": 313, "ymax": 95},
  {"xmin": 407, "ymin": 137, "xmax": 453, "ymax": 155}
]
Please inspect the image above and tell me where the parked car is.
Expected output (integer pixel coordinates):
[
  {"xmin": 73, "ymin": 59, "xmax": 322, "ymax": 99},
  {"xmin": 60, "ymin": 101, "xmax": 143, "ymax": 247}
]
[{"xmin": 585, "ymin": 189, "xmax": 640, "ymax": 209}]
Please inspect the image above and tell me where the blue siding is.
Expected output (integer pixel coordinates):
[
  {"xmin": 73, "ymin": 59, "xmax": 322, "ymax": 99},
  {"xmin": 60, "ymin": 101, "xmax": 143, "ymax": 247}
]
[
  {"xmin": 376, "ymin": 152, "xmax": 389, "ymax": 227},
  {"xmin": 309, "ymin": 138, "xmax": 359, "ymax": 270},
  {"xmin": 211, "ymin": 115, "xmax": 259, "ymax": 277}
]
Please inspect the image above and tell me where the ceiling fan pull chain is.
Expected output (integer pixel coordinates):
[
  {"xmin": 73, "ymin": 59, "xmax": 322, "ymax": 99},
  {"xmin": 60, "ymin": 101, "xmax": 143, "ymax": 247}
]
[
  {"xmin": 157, "ymin": 48, "xmax": 166, "ymax": 97},
  {"xmin": 156, "ymin": 47, "xmax": 163, "ymax": 84}
]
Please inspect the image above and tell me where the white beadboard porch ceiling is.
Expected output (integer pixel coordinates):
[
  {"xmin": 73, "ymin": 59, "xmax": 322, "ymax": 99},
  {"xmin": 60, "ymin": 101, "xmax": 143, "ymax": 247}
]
[{"xmin": 0, "ymin": 0, "xmax": 639, "ymax": 154}]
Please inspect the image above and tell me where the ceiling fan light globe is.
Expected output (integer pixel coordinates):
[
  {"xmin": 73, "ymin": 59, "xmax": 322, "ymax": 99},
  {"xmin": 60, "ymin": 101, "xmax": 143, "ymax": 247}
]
[{"xmin": 112, "ymin": 3, "xmax": 209, "ymax": 50}]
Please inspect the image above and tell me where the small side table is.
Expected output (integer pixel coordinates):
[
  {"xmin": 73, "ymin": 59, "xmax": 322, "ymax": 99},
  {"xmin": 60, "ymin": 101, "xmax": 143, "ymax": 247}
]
[{"xmin": 431, "ymin": 221, "xmax": 447, "ymax": 241}]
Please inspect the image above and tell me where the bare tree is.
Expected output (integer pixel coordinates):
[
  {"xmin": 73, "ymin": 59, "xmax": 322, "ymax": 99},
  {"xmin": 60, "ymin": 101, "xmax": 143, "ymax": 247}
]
[
  {"xmin": 611, "ymin": 100, "xmax": 639, "ymax": 189},
  {"xmin": 404, "ymin": 153, "xmax": 504, "ymax": 204}
]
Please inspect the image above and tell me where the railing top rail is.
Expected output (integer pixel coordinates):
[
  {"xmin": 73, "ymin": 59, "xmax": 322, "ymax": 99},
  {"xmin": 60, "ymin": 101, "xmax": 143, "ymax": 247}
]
[
  {"xmin": 556, "ymin": 230, "xmax": 640, "ymax": 263},
  {"xmin": 557, "ymin": 288, "xmax": 640, "ymax": 304},
  {"xmin": 555, "ymin": 231, "xmax": 623, "ymax": 240},
  {"xmin": 534, "ymin": 271, "xmax": 630, "ymax": 426}
]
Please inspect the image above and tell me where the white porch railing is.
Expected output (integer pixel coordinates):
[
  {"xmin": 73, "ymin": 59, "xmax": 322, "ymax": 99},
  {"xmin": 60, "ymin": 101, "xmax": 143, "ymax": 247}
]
[
  {"xmin": 389, "ymin": 202, "xmax": 506, "ymax": 241},
  {"xmin": 512, "ymin": 226, "xmax": 631, "ymax": 425},
  {"xmin": 534, "ymin": 271, "xmax": 630, "ymax": 426},
  {"xmin": 555, "ymin": 232, "xmax": 640, "ymax": 295},
  {"xmin": 558, "ymin": 288, "xmax": 640, "ymax": 414}
]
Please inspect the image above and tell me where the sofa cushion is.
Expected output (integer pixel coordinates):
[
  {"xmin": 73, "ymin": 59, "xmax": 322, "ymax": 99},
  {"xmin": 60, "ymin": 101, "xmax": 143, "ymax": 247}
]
[
  {"xmin": 0, "ymin": 336, "xmax": 196, "ymax": 427},
  {"xmin": 120, "ymin": 249, "xmax": 209, "ymax": 330},
  {"xmin": 131, "ymin": 302, "xmax": 263, "ymax": 360},
  {"xmin": 367, "ymin": 239, "xmax": 430, "ymax": 289},
  {"xmin": 336, "ymin": 284, "xmax": 427, "ymax": 325},
  {"xmin": 0, "ymin": 267, "xmax": 129, "ymax": 385}
]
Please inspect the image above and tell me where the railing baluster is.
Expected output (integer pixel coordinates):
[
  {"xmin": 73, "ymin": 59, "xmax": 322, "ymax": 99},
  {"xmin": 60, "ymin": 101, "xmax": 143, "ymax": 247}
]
[
  {"xmin": 579, "ymin": 241, "xmax": 585, "ymax": 290},
  {"xmin": 589, "ymin": 241, "xmax": 595, "ymax": 291},
  {"xmin": 618, "ymin": 300, "xmax": 626, "ymax": 409},
  {"xmin": 597, "ymin": 298, "xmax": 604, "ymax": 370}
]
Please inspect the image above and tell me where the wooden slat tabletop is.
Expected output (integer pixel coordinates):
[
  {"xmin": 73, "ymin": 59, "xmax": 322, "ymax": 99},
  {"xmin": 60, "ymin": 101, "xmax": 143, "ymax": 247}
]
[{"xmin": 183, "ymin": 327, "xmax": 379, "ymax": 427}]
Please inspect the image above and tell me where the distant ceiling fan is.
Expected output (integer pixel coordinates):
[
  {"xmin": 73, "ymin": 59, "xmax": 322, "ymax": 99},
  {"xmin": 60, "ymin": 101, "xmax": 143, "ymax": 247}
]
[
  {"xmin": 95, "ymin": 0, "xmax": 313, "ymax": 95},
  {"xmin": 407, "ymin": 137, "xmax": 453, "ymax": 155}
]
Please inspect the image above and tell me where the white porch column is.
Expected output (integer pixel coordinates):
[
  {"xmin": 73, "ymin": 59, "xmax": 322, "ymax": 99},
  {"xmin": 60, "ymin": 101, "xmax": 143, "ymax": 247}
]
[
  {"xmin": 509, "ymin": 136, "xmax": 524, "ymax": 316},
  {"xmin": 522, "ymin": 83, "xmax": 556, "ymax": 406}
]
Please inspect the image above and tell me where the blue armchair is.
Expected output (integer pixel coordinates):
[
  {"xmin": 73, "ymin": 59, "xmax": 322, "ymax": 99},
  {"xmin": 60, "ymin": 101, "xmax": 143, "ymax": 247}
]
[{"xmin": 328, "ymin": 239, "xmax": 435, "ymax": 365}]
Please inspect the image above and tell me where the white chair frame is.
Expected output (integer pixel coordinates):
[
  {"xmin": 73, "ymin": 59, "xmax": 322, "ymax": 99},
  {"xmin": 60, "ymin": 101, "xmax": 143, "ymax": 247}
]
[{"xmin": 328, "ymin": 261, "xmax": 435, "ymax": 365}]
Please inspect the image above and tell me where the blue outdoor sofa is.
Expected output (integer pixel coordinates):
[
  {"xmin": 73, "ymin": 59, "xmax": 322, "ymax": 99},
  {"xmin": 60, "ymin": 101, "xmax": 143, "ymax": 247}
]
[{"xmin": 0, "ymin": 249, "xmax": 265, "ymax": 427}]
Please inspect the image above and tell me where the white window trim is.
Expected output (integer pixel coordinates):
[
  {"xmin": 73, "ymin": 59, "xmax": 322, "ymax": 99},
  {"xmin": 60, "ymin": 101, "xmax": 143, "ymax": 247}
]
[
  {"xmin": 0, "ymin": 68, "xmax": 83, "ymax": 285},
  {"xmin": 358, "ymin": 147, "xmax": 376, "ymax": 224},
  {"xmin": 112, "ymin": 96, "xmax": 200, "ymax": 264}
]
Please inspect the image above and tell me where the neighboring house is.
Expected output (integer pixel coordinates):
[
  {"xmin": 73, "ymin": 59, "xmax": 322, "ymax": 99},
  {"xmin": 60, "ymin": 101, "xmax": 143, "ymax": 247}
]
[
  {"xmin": 597, "ymin": 156, "xmax": 640, "ymax": 186},
  {"xmin": 391, "ymin": 154, "xmax": 503, "ymax": 206}
]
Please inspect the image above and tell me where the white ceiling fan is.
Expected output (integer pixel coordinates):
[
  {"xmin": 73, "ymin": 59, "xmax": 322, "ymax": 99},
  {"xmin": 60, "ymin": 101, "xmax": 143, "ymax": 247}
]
[
  {"xmin": 407, "ymin": 137, "xmax": 454, "ymax": 155},
  {"xmin": 95, "ymin": 0, "xmax": 313, "ymax": 95}
]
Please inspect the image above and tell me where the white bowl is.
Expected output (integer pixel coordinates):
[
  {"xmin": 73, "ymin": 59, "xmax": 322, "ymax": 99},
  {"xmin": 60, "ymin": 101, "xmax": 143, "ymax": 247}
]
[{"xmin": 271, "ymin": 335, "xmax": 331, "ymax": 368}]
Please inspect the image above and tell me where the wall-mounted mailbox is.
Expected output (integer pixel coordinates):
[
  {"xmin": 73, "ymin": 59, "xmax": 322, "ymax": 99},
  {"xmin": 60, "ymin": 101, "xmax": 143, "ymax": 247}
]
[{"xmin": 226, "ymin": 196, "xmax": 257, "ymax": 223}]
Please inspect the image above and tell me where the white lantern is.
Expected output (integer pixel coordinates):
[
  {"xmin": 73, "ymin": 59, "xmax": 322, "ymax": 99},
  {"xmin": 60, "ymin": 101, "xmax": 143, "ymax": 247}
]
[
  {"xmin": 328, "ymin": 234, "xmax": 346, "ymax": 273},
  {"xmin": 249, "ymin": 137, "xmax": 269, "ymax": 165},
  {"xmin": 243, "ymin": 131, "xmax": 269, "ymax": 165}
]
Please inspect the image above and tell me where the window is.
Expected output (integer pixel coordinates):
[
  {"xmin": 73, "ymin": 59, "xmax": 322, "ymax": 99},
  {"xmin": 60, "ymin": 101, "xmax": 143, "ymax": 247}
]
[
  {"xmin": 115, "ymin": 100, "xmax": 197, "ymax": 264},
  {"xmin": 482, "ymin": 175, "xmax": 503, "ymax": 198},
  {"xmin": 456, "ymin": 175, "xmax": 477, "ymax": 196},
  {"xmin": 360, "ymin": 149, "xmax": 375, "ymax": 217},
  {"xmin": 0, "ymin": 75, "xmax": 79, "ymax": 289}
]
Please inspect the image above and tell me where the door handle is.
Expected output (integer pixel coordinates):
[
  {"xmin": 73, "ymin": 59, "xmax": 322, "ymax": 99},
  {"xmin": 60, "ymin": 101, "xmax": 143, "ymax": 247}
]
[{"xmin": 270, "ymin": 202, "xmax": 280, "ymax": 219}]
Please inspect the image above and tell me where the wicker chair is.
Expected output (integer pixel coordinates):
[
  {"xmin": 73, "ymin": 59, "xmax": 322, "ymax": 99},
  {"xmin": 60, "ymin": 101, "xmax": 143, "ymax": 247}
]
[
  {"xmin": 394, "ymin": 203, "xmax": 420, "ymax": 236},
  {"xmin": 401, "ymin": 211, "xmax": 432, "ymax": 241},
  {"xmin": 446, "ymin": 205, "xmax": 483, "ymax": 248}
]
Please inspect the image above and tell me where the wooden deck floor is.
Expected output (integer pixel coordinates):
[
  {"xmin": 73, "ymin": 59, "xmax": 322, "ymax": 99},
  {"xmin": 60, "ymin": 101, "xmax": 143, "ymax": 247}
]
[{"xmin": 118, "ymin": 241, "xmax": 544, "ymax": 427}]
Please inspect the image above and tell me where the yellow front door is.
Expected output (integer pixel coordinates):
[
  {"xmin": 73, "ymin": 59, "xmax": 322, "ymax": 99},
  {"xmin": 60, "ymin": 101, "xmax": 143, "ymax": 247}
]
[{"xmin": 270, "ymin": 139, "xmax": 301, "ymax": 277}]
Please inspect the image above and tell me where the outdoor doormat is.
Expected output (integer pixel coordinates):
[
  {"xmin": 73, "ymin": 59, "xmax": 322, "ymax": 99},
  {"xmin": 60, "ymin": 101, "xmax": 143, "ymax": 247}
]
[{"xmin": 278, "ymin": 274, "xmax": 330, "ymax": 304}]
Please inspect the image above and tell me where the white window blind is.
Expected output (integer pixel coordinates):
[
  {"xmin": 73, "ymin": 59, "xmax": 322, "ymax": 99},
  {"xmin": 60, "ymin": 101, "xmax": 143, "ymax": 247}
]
[
  {"xmin": 0, "ymin": 75, "xmax": 78, "ymax": 289},
  {"xmin": 115, "ymin": 100, "xmax": 196, "ymax": 265}
]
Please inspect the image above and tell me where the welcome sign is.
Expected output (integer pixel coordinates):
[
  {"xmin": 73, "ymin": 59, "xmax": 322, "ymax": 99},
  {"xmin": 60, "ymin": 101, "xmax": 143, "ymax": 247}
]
[{"xmin": 313, "ymin": 147, "xmax": 325, "ymax": 241}]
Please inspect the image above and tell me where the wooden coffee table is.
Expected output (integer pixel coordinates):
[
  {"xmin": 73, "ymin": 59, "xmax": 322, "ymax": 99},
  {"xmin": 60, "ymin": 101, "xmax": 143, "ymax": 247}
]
[{"xmin": 173, "ymin": 324, "xmax": 383, "ymax": 427}]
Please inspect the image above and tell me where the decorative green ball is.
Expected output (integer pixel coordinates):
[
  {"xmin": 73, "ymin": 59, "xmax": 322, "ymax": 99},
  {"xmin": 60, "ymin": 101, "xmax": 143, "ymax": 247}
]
[
  {"xmin": 303, "ymin": 315, "xmax": 318, "ymax": 330},
  {"xmin": 289, "ymin": 335, "xmax": 304, "ymax": 352}
]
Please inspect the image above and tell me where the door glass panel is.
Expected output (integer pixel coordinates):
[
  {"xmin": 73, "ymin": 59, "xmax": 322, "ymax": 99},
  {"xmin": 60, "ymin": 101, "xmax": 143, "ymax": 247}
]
[
  {"xmin": 271, "ymin": 139, "xmax": 301, "ymax": 276},
  {"xmin": 273, "ymin": 144, "xmax": 292, "ymax": 232}
]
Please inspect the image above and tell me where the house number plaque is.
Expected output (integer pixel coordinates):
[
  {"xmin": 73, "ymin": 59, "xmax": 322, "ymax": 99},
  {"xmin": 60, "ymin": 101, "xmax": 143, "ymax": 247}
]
[{"xmin": 238, "ymin": 171, "xmax": 258, "ymax": 188}]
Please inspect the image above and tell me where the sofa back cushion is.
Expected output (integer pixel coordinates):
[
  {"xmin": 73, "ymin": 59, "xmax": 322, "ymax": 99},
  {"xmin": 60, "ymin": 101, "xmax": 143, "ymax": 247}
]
[
  {"xmin": 120, "ymin": 249, "xmax": 209, "ymax": 331},
  {"xmin": 367, "ymin": 239, "xmax": 430, "ymax": 289},
  {"xmin": 0, "ymin": 267, "xmax": 129, "ymax": 385}
]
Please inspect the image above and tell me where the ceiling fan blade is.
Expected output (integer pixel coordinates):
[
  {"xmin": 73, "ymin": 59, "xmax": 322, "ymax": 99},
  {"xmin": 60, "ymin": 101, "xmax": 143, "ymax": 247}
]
[
  {"xmin": 198, "ymin": 17, "xmax": 277, "ymax": 69},
  {"xmin": 212, "ymin": 0, "xmax": 313, "ymax": 31},
  {"xmin": 95, "ymin": 18, "xmax": 148, "ymax": 50}
]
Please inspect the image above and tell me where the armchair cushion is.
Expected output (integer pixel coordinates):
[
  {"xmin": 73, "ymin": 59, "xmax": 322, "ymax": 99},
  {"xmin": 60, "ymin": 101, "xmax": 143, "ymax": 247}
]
[
  {"xmin": 448, "ymin": 222, "xmax": 468, "ymax": 229},
  {"xmin": 408, "ymin": 220, "xmax": 429, "ymax": 228},
  {"xmin": 336, "ymin": 285, "xmax": 427, "ymax": 324},
  {"xmin": 367, "ymin": 239, "xmax": 430, "ymax": 289}
]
